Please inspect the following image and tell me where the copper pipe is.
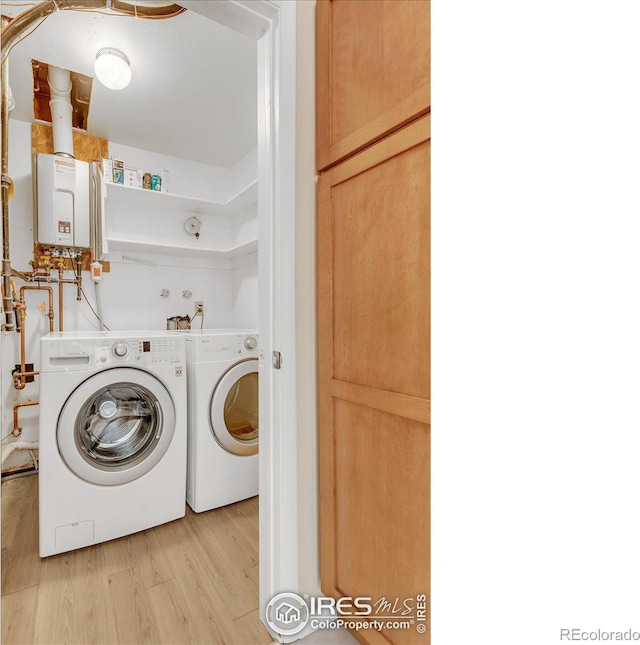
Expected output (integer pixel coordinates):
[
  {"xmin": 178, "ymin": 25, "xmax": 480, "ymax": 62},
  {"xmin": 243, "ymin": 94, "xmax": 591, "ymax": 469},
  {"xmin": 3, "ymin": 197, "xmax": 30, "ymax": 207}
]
[
  {"xmin": 1, "ymin": 2, "xmax": 185, "ymax": 63},
  {"xmin": 1, "ymin": 14, "xmax": 14, "ymax": 331},
  {"xmin": 11, "ymin": 267, "xmax": 33, "ymax": 281},
  {"xmin": 9, "ymin": 266, "xmax": 78, "ymax": 286},
  {"xmin": 10, "ymin": 278, "xmax": 23, "ymax": 334},
  {"xmin": 1, "ymin": 276, "xmax": 20, "ymax": 332},
  {"xmin": 111, "ymin": 1, "xmax": 185, "ymax": 19},
  {"xmin": 12, "ymin": 400, "xmax": 38, "ymax": 436},
  {"xmin": 0, "ymin": 277, "xmax": 17, "ymax": 300},
  {"xmin": 20, "ymin": 285, "xmax": 54, "ymax": 332},
  {"xmin": 13, "ymin": 285, "xmax": 53, "ymax": 389},
  {"xmin": 14, "ymin": 306, "xmax": 29, "ymax": 389}
]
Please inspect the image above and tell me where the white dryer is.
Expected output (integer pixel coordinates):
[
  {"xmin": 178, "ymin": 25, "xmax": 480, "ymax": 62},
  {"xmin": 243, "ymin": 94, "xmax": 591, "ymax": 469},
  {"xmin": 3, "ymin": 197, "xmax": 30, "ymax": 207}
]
[
  {"xmin": 38, "ymin": 331, "xmax": 187, "ymax": 557},
  {"xmin": 183, "ymin": 330, "xmax": 259, "ymax": 512}
]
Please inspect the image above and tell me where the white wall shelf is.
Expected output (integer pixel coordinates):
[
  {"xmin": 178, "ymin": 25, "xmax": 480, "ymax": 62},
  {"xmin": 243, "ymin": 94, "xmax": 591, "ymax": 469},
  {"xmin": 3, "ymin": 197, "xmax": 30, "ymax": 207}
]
[
  {"xmin": 100, "ymin": 172, "xmax": 258, "ymax": 263},
  {"xmin": 104, "ymin": 178, "xmax": 258, "ymax": 218},
  {"xmin": 105, "ymin": 236, "xmax": 258, "ymax": 259}
]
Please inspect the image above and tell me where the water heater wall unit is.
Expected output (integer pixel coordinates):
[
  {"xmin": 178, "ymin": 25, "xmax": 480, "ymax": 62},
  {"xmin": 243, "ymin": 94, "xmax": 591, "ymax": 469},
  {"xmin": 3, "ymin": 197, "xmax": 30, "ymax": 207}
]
[{"xmin": 33, "ymin": 153, "xmax": 91, "ymax": 249}]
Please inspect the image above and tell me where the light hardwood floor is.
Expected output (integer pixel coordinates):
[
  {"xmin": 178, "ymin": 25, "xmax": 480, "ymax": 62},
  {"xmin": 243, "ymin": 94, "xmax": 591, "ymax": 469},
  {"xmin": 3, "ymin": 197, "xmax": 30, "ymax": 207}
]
[{"xmin": 1, "ymin": 474, "xmax": 272, "ymax": 645}]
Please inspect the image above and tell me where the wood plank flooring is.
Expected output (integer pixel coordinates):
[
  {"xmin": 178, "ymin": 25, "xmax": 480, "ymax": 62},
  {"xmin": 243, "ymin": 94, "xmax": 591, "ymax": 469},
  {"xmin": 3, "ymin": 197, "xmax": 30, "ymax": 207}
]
[{"xmin": 1, "ymin": 474, "xmax": 272, "ymax": 645}]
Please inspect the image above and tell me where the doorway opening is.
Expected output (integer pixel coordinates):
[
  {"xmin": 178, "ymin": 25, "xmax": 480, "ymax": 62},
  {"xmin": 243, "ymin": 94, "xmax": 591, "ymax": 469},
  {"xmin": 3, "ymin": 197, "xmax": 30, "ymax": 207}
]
[{"xmin": 1, "ymin": 1, "xmax": 299, "ymax": 642}]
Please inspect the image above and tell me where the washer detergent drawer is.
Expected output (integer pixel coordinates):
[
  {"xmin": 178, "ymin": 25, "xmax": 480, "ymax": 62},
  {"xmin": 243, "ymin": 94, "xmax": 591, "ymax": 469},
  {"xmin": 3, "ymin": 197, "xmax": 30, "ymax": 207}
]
[
  {"xmin": 41, "ymin": 341, "xmax": 93, "ymax": 371},
  {"xmin": 55, "ymin": 520, "xmax": 95, "ymax": 551}
]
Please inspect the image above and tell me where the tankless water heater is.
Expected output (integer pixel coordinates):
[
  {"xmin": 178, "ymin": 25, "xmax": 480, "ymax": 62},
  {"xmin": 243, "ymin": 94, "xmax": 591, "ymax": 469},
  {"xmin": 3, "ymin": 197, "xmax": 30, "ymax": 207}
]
[{"xmin": 33, "ymin": 153, "xmax": 91, "ymax": 249}]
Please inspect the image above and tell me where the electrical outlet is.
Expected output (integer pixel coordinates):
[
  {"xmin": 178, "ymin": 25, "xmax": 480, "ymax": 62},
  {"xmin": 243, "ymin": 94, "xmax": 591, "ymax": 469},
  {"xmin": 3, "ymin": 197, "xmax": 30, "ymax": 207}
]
[{"xmin": 195, "ymin": 301, "xmax": 204, "ymax": 311}]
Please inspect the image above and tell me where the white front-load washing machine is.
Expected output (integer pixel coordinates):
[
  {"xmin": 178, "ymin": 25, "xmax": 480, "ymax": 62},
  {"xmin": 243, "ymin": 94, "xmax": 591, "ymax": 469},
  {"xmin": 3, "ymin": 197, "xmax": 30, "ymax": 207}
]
[
  {"xmin": 38, "ymin": 331, "xmax": 187, "ymax": 557},
  {"xmin": 183, "ymin": 329, "xmax": 259, "ymax": 512}
]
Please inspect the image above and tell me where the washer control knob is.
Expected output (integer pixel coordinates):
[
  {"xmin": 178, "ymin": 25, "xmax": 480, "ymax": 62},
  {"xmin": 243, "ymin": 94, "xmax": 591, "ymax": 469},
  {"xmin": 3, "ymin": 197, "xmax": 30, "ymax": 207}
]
[
  {"xmin": 112, "ymin": 341, "xmax": 129, "ymax": 358},
  {"xmin": 244, "ymin": 336, "xmax": 257, "ymax": 351}
]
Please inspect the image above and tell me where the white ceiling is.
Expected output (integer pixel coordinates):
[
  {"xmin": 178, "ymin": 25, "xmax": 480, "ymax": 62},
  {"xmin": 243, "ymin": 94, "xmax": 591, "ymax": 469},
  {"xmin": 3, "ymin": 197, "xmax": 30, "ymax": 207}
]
[{"xmin": 3, "ymin": 2, "xmax": 258, "ymax": 168}]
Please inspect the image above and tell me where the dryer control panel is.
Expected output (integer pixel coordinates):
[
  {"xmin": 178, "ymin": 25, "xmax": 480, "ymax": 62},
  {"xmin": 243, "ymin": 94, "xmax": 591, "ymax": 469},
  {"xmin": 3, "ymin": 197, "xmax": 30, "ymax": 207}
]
[{"xmin": 185, "ymin": 333, "xmax": 259, "ymax": 363}]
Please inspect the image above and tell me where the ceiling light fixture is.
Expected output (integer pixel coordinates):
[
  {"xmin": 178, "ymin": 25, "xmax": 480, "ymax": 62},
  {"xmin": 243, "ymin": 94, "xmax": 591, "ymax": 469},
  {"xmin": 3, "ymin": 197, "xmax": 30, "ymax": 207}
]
[{"xmin": 94, "ymin": 48, "xmax": 132, "ymax": 90}]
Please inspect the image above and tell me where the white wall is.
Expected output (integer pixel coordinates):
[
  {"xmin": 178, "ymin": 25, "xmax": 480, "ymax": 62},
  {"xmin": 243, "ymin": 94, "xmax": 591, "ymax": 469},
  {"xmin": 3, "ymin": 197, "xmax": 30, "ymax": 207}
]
[
  {"xmin": 232, "ymin": 254, "xmax": 259, "ymax": 329},
  {"xmin": 1, "ymin": 121, "xmax": 258, "ymax": 472}
]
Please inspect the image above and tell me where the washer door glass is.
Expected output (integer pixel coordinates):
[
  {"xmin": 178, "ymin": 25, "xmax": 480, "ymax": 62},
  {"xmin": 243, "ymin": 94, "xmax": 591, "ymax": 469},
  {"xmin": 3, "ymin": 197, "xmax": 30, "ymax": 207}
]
[
  {"xmin": 76, "ymin": 384, "xmax": 161, "ymax": 467},
  {"xmin": 210, "ymin": 359, "xmax": 258, "ymax": 455},
  {"xmin": 57, "ymin": 368, "xmax": 175, "ymax": 486}
]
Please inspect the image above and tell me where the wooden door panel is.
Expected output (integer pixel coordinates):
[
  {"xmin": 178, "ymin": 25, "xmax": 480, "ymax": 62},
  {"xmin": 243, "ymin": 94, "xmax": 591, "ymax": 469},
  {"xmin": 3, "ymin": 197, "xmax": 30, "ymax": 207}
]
[
  {"xmin": 332, "ymin": 139, "xmax": 430, "ymax": 398},
  {"xmin": 334, "ymin": 400, "xmax": 430, "ymax": 645},
  {"xmin": 318, "ymin": 116, "xmax": 430, "ymax": 644},
  {"xmin": 316, "ymin": 0, "xmax": 430, "ymax": 171}
]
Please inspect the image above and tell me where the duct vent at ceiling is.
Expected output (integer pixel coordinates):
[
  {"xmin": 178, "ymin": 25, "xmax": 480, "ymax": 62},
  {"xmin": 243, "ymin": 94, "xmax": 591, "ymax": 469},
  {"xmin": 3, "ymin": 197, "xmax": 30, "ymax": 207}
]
[{"xmin": 32, "ymin": 60, "xmax": 93, "ymax": 131}]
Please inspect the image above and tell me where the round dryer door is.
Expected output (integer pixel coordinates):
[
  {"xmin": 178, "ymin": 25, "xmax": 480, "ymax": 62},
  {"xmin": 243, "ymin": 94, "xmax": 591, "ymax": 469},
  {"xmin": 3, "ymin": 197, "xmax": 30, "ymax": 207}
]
[
  {"xmin": 57, "ymin": 368, "xmax": 175, "ymax": 486},
  {"xmin": 210, "ymin": 359, "xmax": 259, "ymax": 456}
]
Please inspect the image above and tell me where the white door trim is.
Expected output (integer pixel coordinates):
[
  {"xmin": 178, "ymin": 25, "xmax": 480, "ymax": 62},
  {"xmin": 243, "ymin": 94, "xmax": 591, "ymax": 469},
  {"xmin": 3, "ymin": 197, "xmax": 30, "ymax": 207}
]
[{"xmin": 177, "ymin": 2, "xmax": 299, "ymax": 641}]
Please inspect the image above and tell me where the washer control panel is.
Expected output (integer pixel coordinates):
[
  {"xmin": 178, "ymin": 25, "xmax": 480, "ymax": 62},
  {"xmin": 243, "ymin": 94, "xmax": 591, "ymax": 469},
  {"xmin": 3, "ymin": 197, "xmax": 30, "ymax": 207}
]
[
  {"xmin": 40, "ymin": 335, "xmax": 186, "ymax": 372},
  {"xmin": 95, "ymin": 337, "xmax": 184, "ymax": 366}
]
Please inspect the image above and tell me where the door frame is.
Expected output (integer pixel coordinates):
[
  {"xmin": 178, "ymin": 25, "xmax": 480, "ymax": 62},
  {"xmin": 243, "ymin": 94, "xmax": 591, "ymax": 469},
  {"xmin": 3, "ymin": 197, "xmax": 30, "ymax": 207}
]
[{"xmin": 177, "ymin": 2, "xmax": 299, "ymax": 641}]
